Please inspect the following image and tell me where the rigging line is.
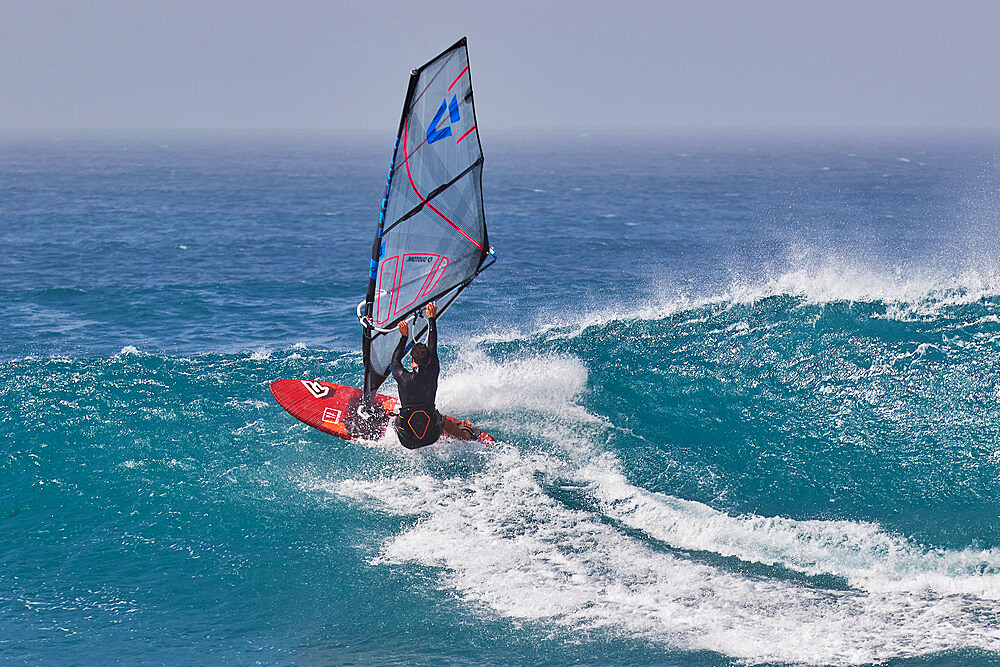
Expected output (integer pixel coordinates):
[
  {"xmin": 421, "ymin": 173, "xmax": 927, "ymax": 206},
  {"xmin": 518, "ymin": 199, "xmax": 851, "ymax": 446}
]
[
  {"xmin": 448, "ymin": 65, "xmax": 469, "ymax": 91},
  {"xmin": 394, "ymin": 136, "xmax": 429, "ymax": 176},
  {"xmin": 409, "ymin": 49, "xmax": 459, "ymax": 109},
  {"xmin": 456, "ymin": 125, "xmax": 477, "ymax": 144},
  {"xmin": 382, "ymin": 157, "xmax": 483, "ymax": 236},
  {"xmin": 402, "ymin": 117, "xmax": 484, "ymax": 250}
]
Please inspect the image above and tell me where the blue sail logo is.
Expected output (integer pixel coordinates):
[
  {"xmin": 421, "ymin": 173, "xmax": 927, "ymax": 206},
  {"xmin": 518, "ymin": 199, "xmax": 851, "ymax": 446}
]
[{"xmin": 426, "ymin": 96, "xmax": 461, "ymax": 144}]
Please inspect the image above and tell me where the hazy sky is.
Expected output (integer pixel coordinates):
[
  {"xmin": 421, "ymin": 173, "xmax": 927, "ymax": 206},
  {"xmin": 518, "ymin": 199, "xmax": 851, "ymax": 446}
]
[{"xmin": 2, "ymin": 0, "xmax": 999, "ymax": 131}]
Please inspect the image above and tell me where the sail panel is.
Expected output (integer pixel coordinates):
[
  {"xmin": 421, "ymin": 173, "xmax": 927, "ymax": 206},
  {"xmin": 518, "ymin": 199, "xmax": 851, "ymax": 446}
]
[
  {"xmin": 363, "ymin": 38, "xmax": 489, "ymax": 397},
  {"xmin": 383, "ymin": 47, "xmax": 482, "ymax": 232}
]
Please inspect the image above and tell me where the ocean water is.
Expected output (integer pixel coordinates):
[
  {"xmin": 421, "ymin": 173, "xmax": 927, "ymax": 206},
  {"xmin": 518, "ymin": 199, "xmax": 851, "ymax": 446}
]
[{"xmin": 4, "ymin": 129, "xmax": 1000, "ymax": 666}]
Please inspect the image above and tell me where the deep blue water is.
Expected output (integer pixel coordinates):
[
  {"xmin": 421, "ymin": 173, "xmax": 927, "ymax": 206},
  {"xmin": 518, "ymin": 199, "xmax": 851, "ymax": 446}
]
[{"xmin": 4, "ymin": 129, "xmax": 1000, "ymax": 665}]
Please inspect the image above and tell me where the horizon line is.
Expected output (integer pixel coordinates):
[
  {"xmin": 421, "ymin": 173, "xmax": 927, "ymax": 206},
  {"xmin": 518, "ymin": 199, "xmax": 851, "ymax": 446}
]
[{"xmin": 4, "ymin": 125, "xmax": 1000, "ymax": 136}]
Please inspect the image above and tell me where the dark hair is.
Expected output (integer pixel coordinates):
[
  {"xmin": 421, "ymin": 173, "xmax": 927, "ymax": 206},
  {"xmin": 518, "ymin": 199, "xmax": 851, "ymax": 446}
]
[{"xmin": 410, "ymin": 343, "xmax": 430, "ymax": 366}]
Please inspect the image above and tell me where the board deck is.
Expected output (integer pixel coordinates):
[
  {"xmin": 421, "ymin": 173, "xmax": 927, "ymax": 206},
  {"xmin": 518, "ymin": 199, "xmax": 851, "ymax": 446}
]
[{"xmin": 270, "ymin": 379, "xmax": 493, "ymax": 444}]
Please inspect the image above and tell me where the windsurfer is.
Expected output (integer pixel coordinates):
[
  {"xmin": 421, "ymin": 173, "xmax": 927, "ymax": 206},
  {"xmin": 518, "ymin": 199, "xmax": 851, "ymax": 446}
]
[{"xmin": 392, "ymin": 302, "xmax": 475, "ymax": 448}]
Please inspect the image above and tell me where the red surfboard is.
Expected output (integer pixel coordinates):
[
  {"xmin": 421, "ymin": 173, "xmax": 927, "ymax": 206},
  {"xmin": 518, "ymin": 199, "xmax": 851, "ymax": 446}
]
[{"xmin": 270, "ymin": 379, "xmax": 493, "ymax": 444}]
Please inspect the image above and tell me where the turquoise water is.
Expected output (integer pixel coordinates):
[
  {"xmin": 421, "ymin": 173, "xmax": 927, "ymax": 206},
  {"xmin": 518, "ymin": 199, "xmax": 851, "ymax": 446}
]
[{"xmin": 4, "ymin": 130, "xmax": 1000, "ymax": 665}]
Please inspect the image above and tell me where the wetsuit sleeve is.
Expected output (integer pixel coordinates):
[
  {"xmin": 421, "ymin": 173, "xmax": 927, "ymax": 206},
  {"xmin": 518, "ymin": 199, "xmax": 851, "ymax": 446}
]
[
  {"xmin": 390, "ymin": 333, "xmax": 408, "ymax": 381},
  {"xmin": 426, "ymin": 317, "xmax": 437, "ymax": 364}
]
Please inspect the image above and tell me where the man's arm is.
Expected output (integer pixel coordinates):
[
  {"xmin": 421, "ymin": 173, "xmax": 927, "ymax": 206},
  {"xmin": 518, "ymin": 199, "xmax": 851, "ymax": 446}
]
[
  {"xmin": 391, "ymin": 320, "xmax": 409, "ymax": 379},
  {"xmin": 425, "ymin": 302, "xmax": 437, "ymax": 360}
]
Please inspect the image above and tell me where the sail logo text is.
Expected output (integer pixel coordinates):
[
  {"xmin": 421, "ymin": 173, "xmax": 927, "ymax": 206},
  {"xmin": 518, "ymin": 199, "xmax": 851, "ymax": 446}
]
[{"xmin": 427, "ymin": 96, "xmax": 461, "ymax": 144}]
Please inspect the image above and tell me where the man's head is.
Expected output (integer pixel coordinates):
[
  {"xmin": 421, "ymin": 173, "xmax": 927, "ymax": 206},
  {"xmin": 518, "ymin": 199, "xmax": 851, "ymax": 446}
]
[{"xmin": 410, "ymin": 343, "xmax": 430, "ymax": 369}]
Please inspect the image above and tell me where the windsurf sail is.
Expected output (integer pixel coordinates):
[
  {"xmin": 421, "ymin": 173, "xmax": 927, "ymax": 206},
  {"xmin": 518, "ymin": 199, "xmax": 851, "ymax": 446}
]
[{"xmin": 359, "ymin": 37, "xmax": 494, "ymax": 399}]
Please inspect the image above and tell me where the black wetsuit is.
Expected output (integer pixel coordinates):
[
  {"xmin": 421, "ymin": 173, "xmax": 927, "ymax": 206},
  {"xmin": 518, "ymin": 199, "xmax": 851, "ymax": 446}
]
[{"xmin": 391, "ymin": 317, "xmax": 444, "ymax": 449}]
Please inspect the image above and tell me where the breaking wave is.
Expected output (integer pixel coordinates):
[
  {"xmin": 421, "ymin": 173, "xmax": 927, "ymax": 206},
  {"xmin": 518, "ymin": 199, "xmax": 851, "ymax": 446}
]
[{"xmin": 302, "ymin": 268, "xmax": 1000, "ymax": 665}]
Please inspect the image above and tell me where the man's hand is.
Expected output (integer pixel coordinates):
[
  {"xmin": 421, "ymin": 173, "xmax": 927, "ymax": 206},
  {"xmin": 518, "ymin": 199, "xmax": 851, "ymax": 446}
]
[
  {"xmin": 397, "ymin": 319, "xmax": 408, "ymax": 337},
  {"xmin": 426, "ymin": 302, "xmax": 438, "ymax": 319}
]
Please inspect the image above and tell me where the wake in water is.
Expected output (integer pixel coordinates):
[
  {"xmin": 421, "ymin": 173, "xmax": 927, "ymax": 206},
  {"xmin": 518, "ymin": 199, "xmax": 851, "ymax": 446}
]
[
  {"xmin": 302, "ymin": 265, "xmax": 1000, "ymax": 666},
  {"xmin": 313, "ymin": 450, "xmax": 1000, "ymax": 664}
]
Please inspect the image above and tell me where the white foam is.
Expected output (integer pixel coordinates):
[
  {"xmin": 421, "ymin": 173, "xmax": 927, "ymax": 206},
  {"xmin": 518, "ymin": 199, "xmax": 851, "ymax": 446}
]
[
  {"xmin": 224, "ymin": 398, "xmax": 270, "ymax": 410},
  {"xmin": 117, "ymin": 345, "xmax": 141, "ymax": 356},
  {"xmin": 310, "ymin": 448, "xmax": 1000, "ymax": 665},
  {"xmin": 431, "ymin": 348, "xmax": 606, "ymax": 453},
  {"xmin": 721, "ymin": 252, "xmax": 1000, "ymax": 315},
  {"xmin": 532, "ymin": 293, "xmax": 717, "ymax": 340},
  {"xmin": 527, "ymin": 250, "xmax": 1000, "ymax": 337},
  {"xmin": 437, "ymin": 348, "xmax": 591, "ymax": 420},
  {"xmin": 578, "ymin": 461, "xmax": 1000, "ymax": 600}
]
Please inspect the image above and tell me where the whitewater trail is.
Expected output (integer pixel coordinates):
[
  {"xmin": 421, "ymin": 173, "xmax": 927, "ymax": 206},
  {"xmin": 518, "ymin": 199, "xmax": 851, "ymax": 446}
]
[{"xmin": 301, "ymin": 307, "xmax": 1000, "ymax": 665}]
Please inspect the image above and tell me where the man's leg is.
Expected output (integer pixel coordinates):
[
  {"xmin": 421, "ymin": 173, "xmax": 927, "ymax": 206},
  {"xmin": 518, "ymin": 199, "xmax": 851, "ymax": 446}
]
[{"xmin": 442, "ymin": 417, "xmax": 475, "ymax": 440}]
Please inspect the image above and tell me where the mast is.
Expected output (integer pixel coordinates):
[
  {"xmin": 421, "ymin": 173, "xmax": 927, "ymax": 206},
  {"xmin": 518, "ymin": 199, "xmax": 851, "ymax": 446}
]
[{"xmin": 362, "ymin": 70, "xmax": 420, "ymax": 402}]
